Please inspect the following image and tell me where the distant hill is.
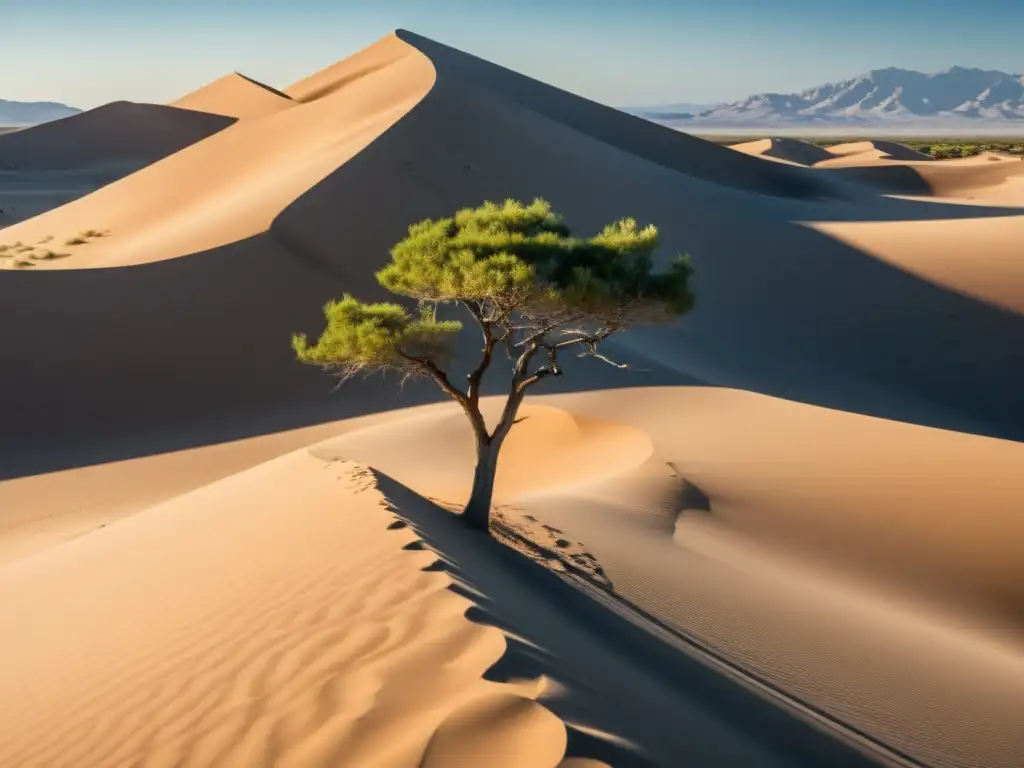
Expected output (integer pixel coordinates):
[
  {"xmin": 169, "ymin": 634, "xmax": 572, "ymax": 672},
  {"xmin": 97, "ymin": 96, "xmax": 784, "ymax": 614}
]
[
  {"xmin": 638, "ymin": 67, "xmax": 1024, "ymax": 133},
  {"xmin": 0, "ymin": 98, "xmax": 81, "ymax": 126}
]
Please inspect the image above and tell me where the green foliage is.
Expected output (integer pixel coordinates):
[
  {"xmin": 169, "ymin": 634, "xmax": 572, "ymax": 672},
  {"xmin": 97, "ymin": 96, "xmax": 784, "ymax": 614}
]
[
  {"xmin": 295, "ymin": 199, "xmax": 693, "ymax": 388},
  {"xmin": 292, "ymin": 294, "xmax": 461, "ymax": 377},
  {"xmin": 295, "ymin": 199, "xmax": 696, "ymax": 532},
  {"xmin": 376, "ymin": 198, "xmax": 693, "ymax": 322}
]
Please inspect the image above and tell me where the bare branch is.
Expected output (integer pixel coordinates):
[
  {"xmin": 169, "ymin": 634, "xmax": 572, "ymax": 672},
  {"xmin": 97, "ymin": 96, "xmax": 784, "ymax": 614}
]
[
  {"xmin": 578, "ymin": 347, "xmax": 629, "ymax": 369},
  {"xmin": 398, "ymin": 352, "xmax": 470, "ymax": 408},
  {"xmin": 462, "ymin": 301, "xmax": 496, "ymax": 406}
]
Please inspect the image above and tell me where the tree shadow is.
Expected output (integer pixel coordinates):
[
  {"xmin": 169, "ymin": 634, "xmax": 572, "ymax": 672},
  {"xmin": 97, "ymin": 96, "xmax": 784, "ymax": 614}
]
[{"xmin": 372, "ymin": 469, "xmax": 915, "ymax": 768}]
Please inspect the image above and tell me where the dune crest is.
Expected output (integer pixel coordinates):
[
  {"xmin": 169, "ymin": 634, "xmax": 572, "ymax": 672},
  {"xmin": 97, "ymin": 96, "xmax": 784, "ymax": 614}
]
[
  {"xmin": 0, "ymin": 33, "xmax": 434, "ymax": 268},
  {"xmin": 823, "ymin": 140, "xmax": 933, "ymax": 163},
  {"xmin": 170, "ymin": 72, "xmax": 294, "ymax": 119},
  {"xmin": 731, "ymin": 137, "xmax": 837, "ymax": 166},
  {"xmin": 316, "ymin": 389, "xmax": 1024, "ymax": 768},
  {"xmin": 0, "ymin": 458, "xmax": 568, "ymax": 767},
  {"xmin": 0, "ymin": 101, "xmax": 233, "ymax": 172}
]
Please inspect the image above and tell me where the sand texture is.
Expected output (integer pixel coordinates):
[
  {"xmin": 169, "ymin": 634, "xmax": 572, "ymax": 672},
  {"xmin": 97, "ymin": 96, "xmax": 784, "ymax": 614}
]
[{"xmin": 2, "ymin": 28, "xmax": 1023, "ymax": 768}]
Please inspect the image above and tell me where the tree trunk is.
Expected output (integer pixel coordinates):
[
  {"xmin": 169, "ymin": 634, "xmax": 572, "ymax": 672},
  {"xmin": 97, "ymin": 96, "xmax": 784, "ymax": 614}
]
[{"xmin": 462, "ymin": 436, "xmax": 499, "ymax": 532}]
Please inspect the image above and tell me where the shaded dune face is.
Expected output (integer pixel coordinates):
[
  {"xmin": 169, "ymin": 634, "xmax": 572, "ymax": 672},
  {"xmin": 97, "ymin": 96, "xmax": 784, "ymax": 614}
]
[
  {"xmin": 1, "ymin": 29, "xmax": 1023, "ymax": 474},
  {"xmin": 0, "ymin": 101, "xmax": 234, "ymax": 171},
  {"xmin": 825, "ymin": 140, "xmax": 933, "ymax": 163},
  {"xmin": 303, "ymin": 394, "xmax": 1024, "ymax": 768},
  {"xmin": 0, "ymin": 102, "xmax": 237, "ymax": 227},
  {"xmin": 1, "ymin": 29, "xmax": 1023, "ymax": 768},
  {"xmin": 730, "ymin": 138, "xmax": 838, "ymax": 166}
]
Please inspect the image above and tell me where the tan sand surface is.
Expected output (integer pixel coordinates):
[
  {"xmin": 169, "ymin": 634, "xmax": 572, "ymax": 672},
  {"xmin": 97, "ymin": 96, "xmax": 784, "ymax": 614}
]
[
  {"xmin": 823, "ymin": 140, "xmax": 933, "ymax": 164},
  {"xmin": 0, "ymin": 101, "xmax": 235, "ymax": 228},
  {"xmin": 0, "ymin": 409, "xmax": 405, "ymax": 564},
  {"xmin": 0, "ymin": 34, "xmax": 433, "ymax": 267},
  {"xmin": 2, "ymin": 27, "xmax": 1024, "ymax": 768},
  {"xmin": 808, "ymin": 212, "xmax": 1024, "ymax": 313},
  {"xmin": 171, "ymin": 72, "xmax": 295, "ymax": 119},
  {"xmin": 0, "ymin": 458, "xmax": 569, "ymax": 767},
  {"xmin": 0, "ymin": 445, "xmax": 899, "ymax": 768},
  {"xmin": 730, "ymin": 137, "xmax": 837, "ymax": 166},
  {"xmin": 313, "ymin": 390, "xmax": 1024, "ymax": 768}
]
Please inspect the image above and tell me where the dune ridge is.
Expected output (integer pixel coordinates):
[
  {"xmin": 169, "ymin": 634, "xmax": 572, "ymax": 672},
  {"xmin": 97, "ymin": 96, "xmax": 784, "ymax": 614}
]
[
  {"xmin": 0, "ymin": 33, "xmax": 433, "ymax": 268},
  {"xmin": 823, "ymin": 141, "xmax": 933, "ymax": 164},
  {"xmin": 316, "ymin": 392, "xmax": 1024, "ymax": 768},
  {"xmin": 0, "ymin": 458, "xmax": 574, "ymax": 767},
  {"xmin": 731, "ymin": 137, "xmax": 838, "ymax": 166},
  {"xmin": 1, "ymin": 27, "xmax": 1023, "ymax": 768},
  {"xmin": 2, "ymin": 30, "xmax": 1022, "ymax": 454},
  {"xmin": 170, "ymin": 72, "xmax": 295, "ymax": 119},
  {"xmin": 0, "ymin": 101, "xmax": 233, "ymax": 171}
]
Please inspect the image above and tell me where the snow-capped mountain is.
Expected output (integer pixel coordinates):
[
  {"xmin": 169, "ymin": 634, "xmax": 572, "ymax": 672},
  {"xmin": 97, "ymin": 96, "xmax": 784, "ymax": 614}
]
[
  {"xmin": 641, "ymin": 67, "xmax": 1024, "ymax": 131},
  {"xmin": 0, "ymin": 99, "xmax": 80, "ymax": 126}
]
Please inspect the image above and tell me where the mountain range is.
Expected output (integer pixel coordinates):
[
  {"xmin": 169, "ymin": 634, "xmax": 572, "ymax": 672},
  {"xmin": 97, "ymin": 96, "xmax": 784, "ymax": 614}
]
[
  {"xmin": 0, "ymin": 99, "xmax": 80, "ymax": 126},
  {"xmin": 631, "ymin": 66, "xmax": 1024, "ymax": 133}
]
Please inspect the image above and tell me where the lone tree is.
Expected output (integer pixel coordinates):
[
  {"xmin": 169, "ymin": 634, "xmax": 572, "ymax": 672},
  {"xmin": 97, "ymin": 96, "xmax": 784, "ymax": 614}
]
[{"xmin": 293, "ymin": 199, "xmax": 694, "ymax": 532}]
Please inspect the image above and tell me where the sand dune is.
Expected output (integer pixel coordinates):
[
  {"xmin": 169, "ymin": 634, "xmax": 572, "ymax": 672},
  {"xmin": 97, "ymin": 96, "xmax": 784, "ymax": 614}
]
[
  {"xmin": 730, "ymin": 137, "xmax": 837, "ymax": 166},
  {"xmin": 0, "ymin": 101, "xmax": 233, "ymax": 171},
  {"xmin": 0, "ymin": 101, "xmax": 235, "ymax": 227},
  {"xmin": 2, "ymin": 27, "xmax": 1024, "ymax": 768},
  {"xmin": 171, "ymin": 72, "xmax": 294, "ymax": 119},
  {"xmin": 2, "ymin": 31, "xmax": 1022, "ymax": 452},
  {"xmin": 0, "ymin": 458, "xmax": 569, "ymax": 767},
  {"xmin": 824, "ymin": 140, "xmax": 933, "ymax": 164},
  {"xmin": 0, "ymin": 448, "xmax": 899, "ymax": 767},
  {"xmin": 316, "ymin": 390, "xmax": 1024, "ymax": 768},
  {"xmin": 0, "ymin": 34, "xmax": 433, "ymax": 268}
]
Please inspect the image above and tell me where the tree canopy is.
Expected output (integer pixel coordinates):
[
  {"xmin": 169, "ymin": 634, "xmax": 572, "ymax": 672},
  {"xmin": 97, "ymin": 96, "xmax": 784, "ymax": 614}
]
[{"xmin": 294, "ymin": 198, "xmax": 694, "ymax": 531}]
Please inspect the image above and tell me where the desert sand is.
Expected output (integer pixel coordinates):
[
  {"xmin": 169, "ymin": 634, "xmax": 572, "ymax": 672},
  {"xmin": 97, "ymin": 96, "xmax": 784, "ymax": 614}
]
[
  {"xmin": 170, "ymin": 72, "xmax": 295, "ymax": 119},
  {"xmin": 731, "ymin": 137, "xmax": 838, "ymax": 166},
  {"xmin": 1, "ymin": 29, "xmax": 1023, "ymax": 768}
]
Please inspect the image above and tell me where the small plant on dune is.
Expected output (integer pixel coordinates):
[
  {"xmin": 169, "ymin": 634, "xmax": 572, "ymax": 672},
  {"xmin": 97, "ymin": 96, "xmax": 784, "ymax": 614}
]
[
  {"xmin": 79, "ymin": 228, "xmax": 108, "ymax": 238},
  {"xmin": 36, "ymin": 235, "xmax": 53, "ymax": 244},
  {"xmin": 293, "ymin": 198, "xmax": 695, "ymax": 533},
  {"xmin": 0, "ymin": 244, "xmax": 9, "ymax": 254},
  {"xmin": 65, "ymin": 236, "xmax": 88, "ymax": 246},
  {"xmin": 30, "ymin": 250, "xmax": 71, "ymax": 261},
  {"xmin": 12, "ymin": 259, "xmax": 35, "ymax": 269}
]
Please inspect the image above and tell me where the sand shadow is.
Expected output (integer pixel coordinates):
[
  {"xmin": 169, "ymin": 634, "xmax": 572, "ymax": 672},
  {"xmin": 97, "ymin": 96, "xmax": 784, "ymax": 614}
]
[{"xmin": 372, "ymin": 469, "xmax": 917, "ymax": 768}]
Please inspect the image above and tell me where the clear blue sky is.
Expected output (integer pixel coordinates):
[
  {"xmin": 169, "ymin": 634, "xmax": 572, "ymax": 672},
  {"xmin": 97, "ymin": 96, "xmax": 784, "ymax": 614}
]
[{"xmin": 2, "ymin": 0, "xmax": 1022, "ymax": 109}]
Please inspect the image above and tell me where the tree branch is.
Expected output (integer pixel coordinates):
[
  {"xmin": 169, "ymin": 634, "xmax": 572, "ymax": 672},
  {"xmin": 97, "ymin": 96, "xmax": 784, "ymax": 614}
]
[
  {"xmin": 462, "ymin": 301, "xmax": 496, "ymax": 406},
  {"xmin": 518, "ymin": 343, "xmax": 563, "ymax": 392},
  {"xmin": 399, "ymin": 353, "xmax": 469, "ymax": 408}
]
